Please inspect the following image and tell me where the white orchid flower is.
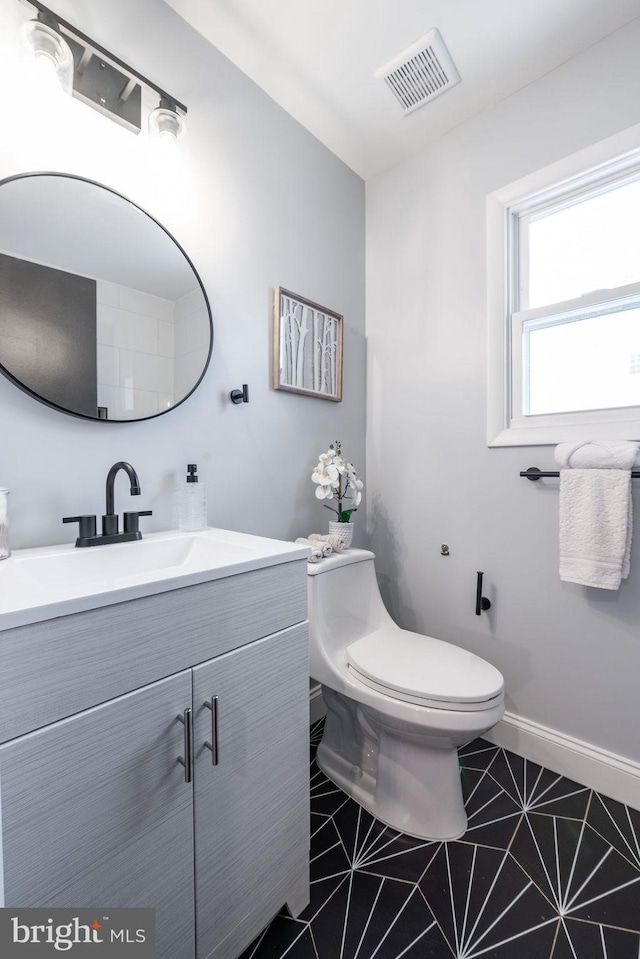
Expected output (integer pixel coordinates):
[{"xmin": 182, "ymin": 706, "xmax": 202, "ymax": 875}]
[
  {"xmin": 312, "ymin": 442, "xmax": 363, "ymax": 519},
  {"xmin": 311, "ymin": 470, "xmax": 327, "ymax": 487},
  {"xmin": 312, "ymin": 463, "xmax": 339, "ymax": 488},
  {"xmin": 328, "ymin": 464, "xmax": 340, "ymax": 484}
]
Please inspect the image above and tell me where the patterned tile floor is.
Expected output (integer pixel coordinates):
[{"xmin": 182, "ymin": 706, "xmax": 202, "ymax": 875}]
[{"xmin": 241, "ymin": 719, "xmax": 640, "ymax": 959}]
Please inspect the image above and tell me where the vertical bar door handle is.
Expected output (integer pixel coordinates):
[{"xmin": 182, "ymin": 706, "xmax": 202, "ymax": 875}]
[
  {"xmin": 177, "ymin": 707, "xmax": 193, "ymax": 783},
  {"xmin": 203, "ymin": 696, "xmax": 219, "ymax": 766}
]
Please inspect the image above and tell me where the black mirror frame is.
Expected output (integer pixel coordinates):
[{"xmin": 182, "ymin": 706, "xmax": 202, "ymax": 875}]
[{"xmin": 0, "ymin": 171, "xmax": 213, "ymax": 423}]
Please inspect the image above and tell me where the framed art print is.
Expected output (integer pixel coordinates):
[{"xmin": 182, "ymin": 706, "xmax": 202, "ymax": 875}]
[{"xmin": 273, "ymin": 287, "xmax": 343, "ymax": 401}]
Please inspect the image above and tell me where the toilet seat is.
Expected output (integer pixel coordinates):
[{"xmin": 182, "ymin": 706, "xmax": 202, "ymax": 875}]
[{"xmin": 345, "ymin": 628, "xmax": 504, "ymax": 712}]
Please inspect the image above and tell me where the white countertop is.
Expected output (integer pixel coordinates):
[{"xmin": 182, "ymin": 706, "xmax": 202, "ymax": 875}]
[{"xmin": 0, "ymin": 527, "xmax": 310, "ymax": 631}]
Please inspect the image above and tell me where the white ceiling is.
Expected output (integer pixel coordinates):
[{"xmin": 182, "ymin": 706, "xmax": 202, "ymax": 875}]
[{"xmin": 165, "ymin": 0, "xmax": 640, "ymax": 180}]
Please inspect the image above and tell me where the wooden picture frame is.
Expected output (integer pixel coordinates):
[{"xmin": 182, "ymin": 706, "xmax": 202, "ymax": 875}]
[{"xmin": 273, "ymin": 287, "xmax": 343, "ymax": 401}]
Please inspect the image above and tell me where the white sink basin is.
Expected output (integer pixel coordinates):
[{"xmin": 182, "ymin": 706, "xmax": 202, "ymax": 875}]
[
  {"xmin": 0, "ymin": 528, "xmax": 309, "ymax": 630},
  {"xmin": 16, "ymin": 531, "xmax": 250, "ymax": 587}
]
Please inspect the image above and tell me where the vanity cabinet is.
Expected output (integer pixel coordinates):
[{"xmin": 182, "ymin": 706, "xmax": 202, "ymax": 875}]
[
  {"xmin": 0, "ymin": 560, "xmax": 310, "ymax": 959},
  {"xmin": 0, "ymin": 669, "xmax": 196, "ymax": 957}
]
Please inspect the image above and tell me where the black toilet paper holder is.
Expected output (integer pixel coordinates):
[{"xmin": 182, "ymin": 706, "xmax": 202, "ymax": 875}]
[{"xmin": 475, "ymin": 571, "xmax": 491, "ymax": 616}]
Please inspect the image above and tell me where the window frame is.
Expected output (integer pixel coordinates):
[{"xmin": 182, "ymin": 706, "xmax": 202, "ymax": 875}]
[{"xmin": 487, "ymin": 123, "xmax": 640, "ymax": 447}]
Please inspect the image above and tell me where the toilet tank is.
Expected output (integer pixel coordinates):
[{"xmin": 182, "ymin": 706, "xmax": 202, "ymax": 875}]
[{"xmin": 307, "ymin": 549, "xmax": 393, "ymax": 682}]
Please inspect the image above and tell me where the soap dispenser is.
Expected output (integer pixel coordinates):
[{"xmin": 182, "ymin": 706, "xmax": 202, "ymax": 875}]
[{"xmin": 178, "ymin": 464, "xmax": 207, "ymax": 531}]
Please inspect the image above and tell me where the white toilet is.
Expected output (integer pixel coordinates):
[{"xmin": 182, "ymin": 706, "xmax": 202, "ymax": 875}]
[{"xmin": 308, "ymin": 548, "xmax": 505, "ymax": 840}]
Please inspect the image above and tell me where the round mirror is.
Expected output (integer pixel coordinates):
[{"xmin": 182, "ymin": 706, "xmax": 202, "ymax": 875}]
[{"xmin": 0, "ymin": 173, "xmax": 212, "ymax": 421}]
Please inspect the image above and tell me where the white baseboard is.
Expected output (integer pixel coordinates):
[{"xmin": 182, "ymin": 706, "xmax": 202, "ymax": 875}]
[
  {"xmin": 484, "ymin": 711, "xmax": 640, "ymax": 812},
  {"xmin": 309, "ymin": 683, "xmax": 326, "ymax": 725}
]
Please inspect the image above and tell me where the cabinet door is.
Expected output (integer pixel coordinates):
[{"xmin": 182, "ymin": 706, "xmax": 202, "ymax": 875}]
[
  {"xmin": 0, "ymin": 671, "xmax": 195, "ymax": 959},
  {"xmin": 193, "ymin": 624, "xmax": 310, "ymax": 959}
]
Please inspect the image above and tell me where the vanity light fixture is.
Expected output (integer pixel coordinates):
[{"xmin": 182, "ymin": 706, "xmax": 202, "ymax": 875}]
[{"xmin": 20, "ymin": 0, "xmax": 187, "ymax": 139}]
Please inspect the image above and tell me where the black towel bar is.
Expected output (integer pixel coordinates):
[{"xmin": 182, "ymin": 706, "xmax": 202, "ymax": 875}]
[{"xmin": 521, "ymin": 466, "xmax": 640, "ymax": 481}]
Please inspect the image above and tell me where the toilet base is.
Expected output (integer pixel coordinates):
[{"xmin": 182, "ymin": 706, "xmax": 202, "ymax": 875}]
[
  {"xmin": 317, "ymin": 688, "xmax": 470, "ymax": 841},
  {"xmin": 317, "ymin": 741, "xmax": 467, "ymax": 841}
]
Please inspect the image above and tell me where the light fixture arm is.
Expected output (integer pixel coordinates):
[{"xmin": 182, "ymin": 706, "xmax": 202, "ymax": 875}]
[
  {"xmin": 33, "ymin": 7, "xmax": 58, "ymax": 32},
  {"xmin": 21, "ymin": 0, "xmax": 187, "ymax": 117}
]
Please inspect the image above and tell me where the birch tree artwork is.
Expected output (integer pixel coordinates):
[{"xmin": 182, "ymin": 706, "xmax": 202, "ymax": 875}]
[{"xmin": 274, "ymin": 288, "xmax": 343, "ymax": 401}]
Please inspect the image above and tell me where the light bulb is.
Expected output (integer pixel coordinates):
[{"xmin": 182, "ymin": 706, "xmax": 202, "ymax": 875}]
[
  {"xmin": 149, "ymin": 101, "xmax": 185, "ymax": 147},
  {"xmin": 34, "ymin": 50, "xmax": 58, "ymax": 78}
]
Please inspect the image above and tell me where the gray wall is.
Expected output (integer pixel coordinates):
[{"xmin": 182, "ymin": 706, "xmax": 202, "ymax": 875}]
[
  {"xmin": 0, "ymin": 0, "xmax": 365, "ymax": 548},
  {"xmin": 366, "ymin": 18, "xmax": 640, "ymax": 765}
]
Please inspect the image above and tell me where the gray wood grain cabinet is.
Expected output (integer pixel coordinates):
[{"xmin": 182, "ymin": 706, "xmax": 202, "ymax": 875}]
[{"xmin": 0, "ymin": 560, "xmax": 310, "ymax": 959}]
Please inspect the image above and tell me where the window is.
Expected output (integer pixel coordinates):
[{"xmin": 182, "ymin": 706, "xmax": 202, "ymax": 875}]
[{"xmin": 487, "ymin": 124, "xmax": 640, "ymax": 446}]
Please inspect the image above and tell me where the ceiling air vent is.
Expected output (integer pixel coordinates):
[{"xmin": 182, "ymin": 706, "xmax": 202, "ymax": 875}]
[{"xmin": 374, "ymin": 28, "xmax": 460, "ymax": 116}]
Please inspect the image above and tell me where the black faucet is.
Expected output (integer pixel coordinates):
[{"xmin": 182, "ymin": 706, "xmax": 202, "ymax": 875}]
[
  {"xmin": 63, "ymin": 461, "xmax": 152, "ymax": 547},
  {"xmin": 103, "ymin": 461, "xmax": 141, "ymax": 536}
]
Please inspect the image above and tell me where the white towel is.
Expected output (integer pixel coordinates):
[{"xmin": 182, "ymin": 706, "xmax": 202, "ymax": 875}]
[
  {"xmin": 558, "ymin": 469, "xmax": 633, "ymax": 589},
  {"xmin": 307, "ymin": 532, "xmax": 347, "ymax": 552},
  {"xmin": 295, "ymin": 537, "xmax": 325, "ymax": 563},
  {"xmin": 296, "ymin": 536, "xmax": 332, "ymax": 557},
  {"xmin": 555, "ymin": 440, "xmax": 639, "ymax": 470}
]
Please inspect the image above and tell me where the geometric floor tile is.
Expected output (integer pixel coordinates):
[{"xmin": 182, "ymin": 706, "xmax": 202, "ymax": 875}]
[
  {"xmin": 301, "ymin": 814, "xmax": 352, "ymax": 921},
  {"xmin": 459, "ymin": 764, "xmax": 523, "ymax": 850},
  {"xmin": 484, "ymin": 751, "xmax": 591, "ymax": 821},
  {"xmin": 458, "ymin": 739, "xmax": 501, "ymax": 772},
  {"xmin": 551, "ymin": 918, "xmax": 640, "ymax": 959},
  {"xmin": 331, "ymin": 801, "xmax": 440, "ymax": 883},
  {"xmin": 510, "ymin": 813, "xmax": 640, "ymax": 930},
  {"xmin": 587, "ymin": 791, "xmax": 640, "ymax": 872},
  {"xmin": 419, "ymin": 842, "xmax": 558, "ymax": 958},
  {"xmin": 310, "ymin": 873, "xmax": 448, "ymax": 959},
  {"xmin": 311, "ymin": 758, "xmax": 351, "ymax": 818},
  {"xmin": 242, "ymin": 917, "xmax": 315, "ymax": 959},
  {"xmin": 240, "ymin": 722, "xmax": 640, "ymax": 959}
]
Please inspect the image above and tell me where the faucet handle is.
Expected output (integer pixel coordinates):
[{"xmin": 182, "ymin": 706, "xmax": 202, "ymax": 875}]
[
  {"xmin": 63, "ymin": 515, "xmax": 97, "ymax": 544},
  {"xmin": 123, "ymin": 510, "xmax": 153, "ymax": 534}
]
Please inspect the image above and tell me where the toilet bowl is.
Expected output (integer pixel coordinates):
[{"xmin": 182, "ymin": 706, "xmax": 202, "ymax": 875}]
[{"xmin": 308, "ymin": 549, "xmax": 504, "ymax": 840}]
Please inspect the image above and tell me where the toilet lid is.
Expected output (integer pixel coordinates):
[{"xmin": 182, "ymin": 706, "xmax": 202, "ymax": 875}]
[{"xmin": 345, "ymin": 629, "xmax": 504, "ymax": 707}]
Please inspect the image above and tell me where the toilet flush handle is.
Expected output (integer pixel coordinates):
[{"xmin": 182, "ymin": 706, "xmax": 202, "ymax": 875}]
[{"xmin": 475, "ymin": 571, "xmax": 492, "ymax": 616}]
